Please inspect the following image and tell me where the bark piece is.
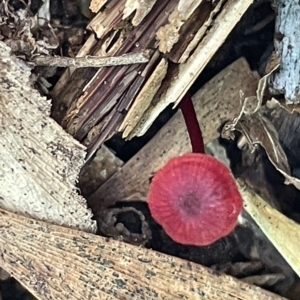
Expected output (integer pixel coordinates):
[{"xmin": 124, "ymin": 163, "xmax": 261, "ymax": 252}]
[
  {"xmin": 155, "ymin": 0, "xmax": 204, "ymax": 54},
  {"xmin": 0, "ymin": 42, "xmax": 96, "ymax": 233},
  {"xmin": 0, "ymin": 208, "xmax": 286, "ymax": 300},
  {"xmin": 88, "ymin": 57, "xmax": 260, "ymax": 211},
  {"xmin": 269, "ymin": 0, "xmax": 300, "ymax": 103},
  {"xmin": 87, "ymin": 0, "xmax": 127, "ymax": 39},
  {"xmin": 64, "ymin": 1, "xmax": 174, "ymax": 146}
]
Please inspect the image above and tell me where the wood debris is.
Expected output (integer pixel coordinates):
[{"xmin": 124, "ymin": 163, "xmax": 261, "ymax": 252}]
[
  {"xmin": 0, "ymin": 41, "xmax": 96, "ymax": 233},
  {"xmin": 78, "ymin": 146, "xmax": 123, "ymax": 197},
  {"xmin": 0, "ymin": 208, "xmax": 286, "ymax": 300},
  {"xmin": 52, "ymin": 0, "xmax": 254, "ymax": 160}
]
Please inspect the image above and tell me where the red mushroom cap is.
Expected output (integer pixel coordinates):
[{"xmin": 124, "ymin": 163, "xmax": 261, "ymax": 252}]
[{"xmin": 147, "ymin": 153, "xmax": 243, "ymax": 246}]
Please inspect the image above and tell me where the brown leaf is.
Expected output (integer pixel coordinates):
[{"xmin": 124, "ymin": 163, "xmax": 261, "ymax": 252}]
[
  {"xmin": 222, "ymin": 61, "xmax": 300, "ymax": 191},
  {"xmin": 243, "ymin": 63, "xmax": 279, "ymax": 115},
  {"xmin": 241, "ymin": 115, "xmax": 289, "ymax": 171},
  {"xmin": 223, "ymin": 112, "xmax": 300, "ymax": 190}
]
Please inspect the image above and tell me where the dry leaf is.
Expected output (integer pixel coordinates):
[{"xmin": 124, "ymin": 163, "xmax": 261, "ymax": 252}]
[
  {"xmin": 242, "ymin": 274, "xmax": 286, "ymax": 288},
  {"xmin": 243, "ymin": 64, "xmax": 279, "ymax": 115},
  {"xmin": 265, "ymin": 51, "xmax": 280, "ymax": 75},
  {"xmin": 222, "ymin": 62, "xmax": 300, "ymax": 190},
  {"xmin": 223, "ymin": 111, "xmax": 300, "ymax": 190}
]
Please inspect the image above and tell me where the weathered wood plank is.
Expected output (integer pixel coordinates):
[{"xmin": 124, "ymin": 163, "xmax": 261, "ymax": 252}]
[{"xmin": 0, "ymin": 208, "xmax": 286, "ymax": 300}]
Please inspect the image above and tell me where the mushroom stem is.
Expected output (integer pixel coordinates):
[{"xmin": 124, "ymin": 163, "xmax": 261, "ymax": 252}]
[{"xmin": 179, "ymin": 94, "xmax": 205, "ymax": 154}]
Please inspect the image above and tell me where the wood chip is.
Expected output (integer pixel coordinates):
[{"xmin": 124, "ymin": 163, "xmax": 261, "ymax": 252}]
[
  {"xmin": 89, "ymin": 0, "xmax": 109, "ymax": 13},
  {"xmin": 120, "ymin": 55, "xmax": 168, "ymax": 137},
  {"xmin": 53, "ymin": 0, "xmax": 253, "ymax": 157}
]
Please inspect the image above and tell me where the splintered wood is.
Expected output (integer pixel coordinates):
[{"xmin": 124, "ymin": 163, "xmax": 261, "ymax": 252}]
[
  {"xmin": 52, "ymin": 0, "xmax": 254, "ymax": 160},
  {"xmin": 0, "ymin": 42, "xmax": 96, "ymax": 233},
  {"xmin": 0, "ymin": 208, "xmax": 286, "ymax": 300},
  {"xmin": 88, "ymin": 58, "xmax": 260, "ymax": 211}
]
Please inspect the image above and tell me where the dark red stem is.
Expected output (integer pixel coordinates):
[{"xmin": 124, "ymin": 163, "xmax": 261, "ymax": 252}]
[{"xmin": 179, "ymin": 93, "xmax": 205, "ymax": 154}]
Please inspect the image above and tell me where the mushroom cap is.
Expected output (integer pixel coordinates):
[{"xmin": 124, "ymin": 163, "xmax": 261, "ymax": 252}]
[{"xmin": 147, "ymin": 153, "xmax": 243, "ymax": 246}]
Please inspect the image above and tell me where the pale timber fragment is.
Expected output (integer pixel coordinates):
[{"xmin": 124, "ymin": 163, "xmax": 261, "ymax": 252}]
[
  {"xmin": 123, "ymin": 0, "xmax": 157, "ymax": 26},
  {"xmin": 0, "ymin": 42, "xmax": 96, "ymax": 233}
]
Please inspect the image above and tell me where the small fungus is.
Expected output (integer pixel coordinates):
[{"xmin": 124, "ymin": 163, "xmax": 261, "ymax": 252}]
[
  {"xmin": 147, "ymin": 94, "xmax": 243, "ymax": 246},
  {"xmin": 148, "ymin": 153, "xmax": 243, "ymax": 245}
]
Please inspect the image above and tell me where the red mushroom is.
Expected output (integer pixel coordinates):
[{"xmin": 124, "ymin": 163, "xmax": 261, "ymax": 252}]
[
  {"xmin": 147, "ymin": 94, "xmax": 243, "ymax": 246},
  {"xmin": 148, "ymin": 153, "xmax": 243, "ymax": 246}
]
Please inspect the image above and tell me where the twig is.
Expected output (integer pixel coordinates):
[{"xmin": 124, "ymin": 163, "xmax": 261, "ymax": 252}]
[{"xmin": 31, "ymin": 51, "xmax": 150, "ymax": 68}]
